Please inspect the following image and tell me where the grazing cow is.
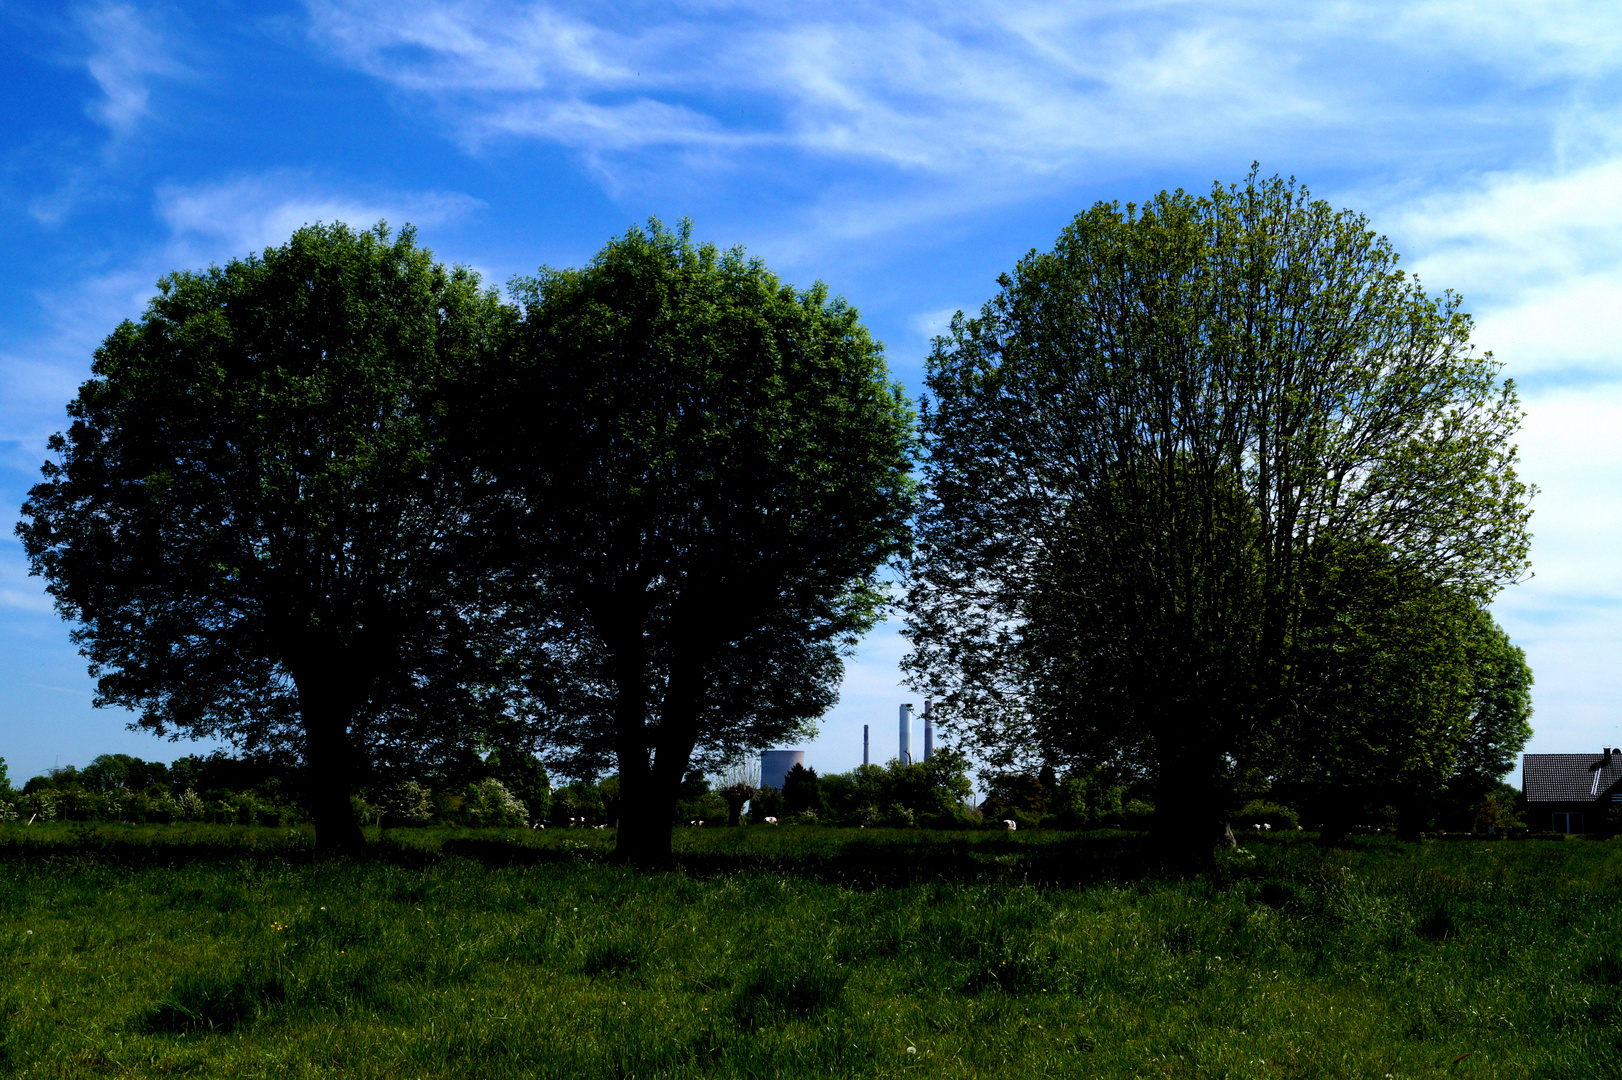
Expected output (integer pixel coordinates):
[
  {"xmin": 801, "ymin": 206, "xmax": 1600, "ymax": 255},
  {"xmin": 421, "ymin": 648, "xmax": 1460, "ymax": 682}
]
[
  {"xmin": 764, "ymin": 817, "xmax": 778, "ymax": 825},
  {"xmin": 1001, "ymin": 819, "xmax": 1017, "ymax": 831}
]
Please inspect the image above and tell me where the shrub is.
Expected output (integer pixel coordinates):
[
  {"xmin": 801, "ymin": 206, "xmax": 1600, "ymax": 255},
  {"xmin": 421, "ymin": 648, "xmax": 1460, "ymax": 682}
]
[
  {"xmin": 375, "ymin": 781, "xmax": 435, "ymax": 826},
  {"xmin": 550, "ymin": 783, "xmax": 603, "ymax": 825},
  {"xmin": 675, "ymin": 792, "xmax": 728, "ymax": 825},
  {"xmin": 750, "ymin": 786, "xmax": 786, "ymax": 823},
  {"xmin": 1045, "ymin": 773, "xmax": 1125, "ymax": 829},
  {"xmin": 486, "ymin": 749, "xmax": 551, "ymax": 822},
  {"xmin": 1233, "ymin": 799, "xmax": 1300, "ymax": 832},
  {"xmin": 175, "ymin": 788, "xmax": 205, "ymax": 822},
  {"xmin": 1120, "ymin": 799, "xmax": 1156, "ymax": 829},
  {"xmin": 464, "ymin": 778, "xmax": 528, "ymax": 827}
]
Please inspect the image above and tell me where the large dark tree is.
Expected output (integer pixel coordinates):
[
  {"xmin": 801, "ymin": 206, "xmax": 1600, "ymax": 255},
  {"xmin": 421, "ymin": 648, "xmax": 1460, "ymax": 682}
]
[
  {"xmin": 903, "ymin": 173, "xmax": 1533, "ymax": 868},
  {"xmin": 17, "ymin": 222, "xmax": 515, "ymax": 852},
  {"xmin": 489, "ymin": 220, "xmax": 915, "ymax": 866}
]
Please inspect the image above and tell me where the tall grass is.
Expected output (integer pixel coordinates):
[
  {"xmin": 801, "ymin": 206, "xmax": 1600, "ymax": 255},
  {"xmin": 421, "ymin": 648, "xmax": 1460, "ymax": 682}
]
[{"xmin": 0, "ymin": 823, "xmax": 1617, "ymax": 1077}]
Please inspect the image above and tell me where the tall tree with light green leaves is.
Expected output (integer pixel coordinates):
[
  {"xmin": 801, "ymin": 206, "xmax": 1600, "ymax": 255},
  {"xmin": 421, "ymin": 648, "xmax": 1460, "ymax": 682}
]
[{"xmin": 904, "ymin": 171, "xmax": 1533, "ymax": 868}]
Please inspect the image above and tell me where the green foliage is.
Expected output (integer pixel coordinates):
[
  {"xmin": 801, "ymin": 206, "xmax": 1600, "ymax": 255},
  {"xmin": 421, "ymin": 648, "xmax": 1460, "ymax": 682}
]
[
  {"xmin": 820, "ymin": 750, "xmax": 976, "ymax": 827},
  {"xmin": 1120, "ymin": 799, "xmax": 1156, "ymax": 830},
  {"xmin": 904, "ymin": 170, "xmax": 1533, "ymax": 861},
  {"xmin": 374, "ymin": 781, "xmax": 435, "ymax": 827},
  {"xmin": 0, "ymin": 758, "xmax": 9, "ymax": 796},
  {"xmin": 493, "ymin": 219, "xmax": 917, "ymax": 861},
  {"xmin": 486, "ymin": 749, "xmax": 551, "ymax": 823},
  {"xmin": 79, "ymin": 753, "xmax": 171, "ymax": 793},
  {"xmin": 550, "ymin": 782, "xmax": 605, "ymax": 825},
  {"xmin": 782, "ymin": 764, "xmax": 824, "ymax": 817},
  {"xmin": 1046, "ymin": 772, "xmax": 1125, "ymax": 829},
  {"xmin": 980, "ymin": 773, "xmax": 1049, "ymax": 820},
  {"xmin": 463, "ymin": 779, "xmax": 528, "ymax": 827},
  {"xmin": 675, "ymin": 792, "xmax": 728, "ymax": 825},
  {"xmin": 1233, "ymin": 800, "xmax": 1300, "ymax": 832},
  {"xmin": 17, "ymin": 221, "xmax": 517, "ymax": 852},
  {"xmin": 749, "ymin": 786, "xmax": 786, "ymax": 822}
]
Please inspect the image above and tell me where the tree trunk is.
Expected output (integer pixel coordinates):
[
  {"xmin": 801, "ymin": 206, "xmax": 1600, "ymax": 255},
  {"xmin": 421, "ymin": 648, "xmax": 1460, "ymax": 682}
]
[
  {"xmin": 294, "ymin": 662, "xmax": 367, "ymax": 856},
  {"xmin": 1152, "ymin": 741, "xmax": 1223, "ymax": 874},
  {"xmin": 611, "ymin": 651, "xmax": 705, "ymax": 869}
]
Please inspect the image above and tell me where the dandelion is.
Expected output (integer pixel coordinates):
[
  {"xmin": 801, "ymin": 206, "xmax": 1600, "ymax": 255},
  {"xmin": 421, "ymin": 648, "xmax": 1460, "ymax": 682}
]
[{"xmin": 906, "ymin": 1047, "xmax": 917, "ymax": 1055}]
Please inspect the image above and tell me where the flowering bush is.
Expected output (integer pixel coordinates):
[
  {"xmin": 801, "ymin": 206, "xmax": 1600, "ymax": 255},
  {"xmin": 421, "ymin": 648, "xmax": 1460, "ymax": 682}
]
[
  {"xmin": 0, "ymin": 800, "xmax": 17, "ymax": 822},
  {"xmin": 177, "ymin": 788, "xmax": 206, "ymax": 822},
  {"xmin": 375, "ymin": 780, "xmax": 435, "ymax": 826},
  {"xmin": 464, "ymin": 778, "xmax": 528, "ymax": 827}
]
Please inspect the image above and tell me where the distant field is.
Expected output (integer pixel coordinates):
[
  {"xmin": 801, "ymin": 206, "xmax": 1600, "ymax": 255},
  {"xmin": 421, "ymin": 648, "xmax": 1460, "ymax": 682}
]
[{"xmin": 0, "ymin": 824, "xmax": 1618, "ymax": 1079}]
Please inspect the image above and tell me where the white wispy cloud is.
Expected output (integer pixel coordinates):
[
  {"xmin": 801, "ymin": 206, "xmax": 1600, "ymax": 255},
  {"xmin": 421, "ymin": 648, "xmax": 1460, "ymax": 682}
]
[
  {"xmin": 156, "ymin": 173, "xmax": 486, "ymax": 257},
  {"xmin": 302, "ymin": 1, "xmax": 1622, "ymax": 188},
  {"xmin": 1389, "ymin": 157, "xmax": 1622, "ymax": 381},
  {"xmin": 78, "ymin": 2, "xmax": 182, "ymax": 137}
]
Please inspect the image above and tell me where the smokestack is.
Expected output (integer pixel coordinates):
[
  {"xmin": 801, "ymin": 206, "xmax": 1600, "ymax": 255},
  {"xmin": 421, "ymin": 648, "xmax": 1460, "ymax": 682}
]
[
  {"xmin": 863, "ymin": 724, "xmax": 870, "ymax": 767},
  {"xmin": 900, "ymin": 703, "xmax": 913, "ymax": 765},
  {"xmin": 923, "ymin": 700, "xmax": 934, "ymax": 761}
]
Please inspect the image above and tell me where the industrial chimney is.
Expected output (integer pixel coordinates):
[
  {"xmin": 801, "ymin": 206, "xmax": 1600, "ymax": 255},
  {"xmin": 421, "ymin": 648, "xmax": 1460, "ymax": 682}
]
[
  {"xmin": 899, "ymin": 703, "xmax": 913, "ymax": 765},
  {"xmin": 863, "ymin": 724, "xmax": 870, "ymax": 767},
  {"xmin": 923, "ymin": 700, "xmax": 934, "ymax": 761}
]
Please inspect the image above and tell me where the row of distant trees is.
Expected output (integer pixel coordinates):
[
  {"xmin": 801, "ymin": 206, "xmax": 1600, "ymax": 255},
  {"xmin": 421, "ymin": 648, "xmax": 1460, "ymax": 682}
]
[
  {"xmin": 17, "ymin": 171, "xmax": 1533, "ymax": 868},
  {"xmin": 0, "ymin": 749, "xmax": 989, "ymax": 832}
]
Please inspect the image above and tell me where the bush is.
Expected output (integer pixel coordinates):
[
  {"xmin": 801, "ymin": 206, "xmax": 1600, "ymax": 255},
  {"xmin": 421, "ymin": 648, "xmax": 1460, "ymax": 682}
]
[
  {"xmin": 350, "ymin": 794, "xmax": 381, "ymax": 827},
  {"xmin": 1120, "ymin": 799, "xmax": 1156, "ymax": 829},
  {"xmin": 375, "ymin": 781, "xmax": 435, "ymax": 827},
  {"xmin": 464, "ymin": 778, "xmax": 528, "ymax": 827},
  {"xmin": 550, "ymin": 783, "xmax": 604, "ymax": 825},
  {"xmin": 750, "ymin": 786, "xmax": 786, "ymax": 823},
  {"xmin": 675, "ymin": 792, "xmax": 728, "ymax": 825},
  {"xmin": 1045, "ymin": 773, "xmax": 1125, "ymax": 829},
  {"xmin": 486, "ymin": 749, "xmax": 551, "ymax": 823},
  {"xmin": 1233, "ymin": 799, "xmax": 1300, "ymax": 832}
]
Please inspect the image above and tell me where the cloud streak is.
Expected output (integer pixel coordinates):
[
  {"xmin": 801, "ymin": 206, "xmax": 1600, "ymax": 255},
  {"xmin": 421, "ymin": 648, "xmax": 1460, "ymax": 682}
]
[
  {"xmin": 79, "ymin": 2, "xmax": 182, "ymax": 137},
  {"xmin": 303, "ymin": 1, "xmax": 1622, "ymax": 187}
]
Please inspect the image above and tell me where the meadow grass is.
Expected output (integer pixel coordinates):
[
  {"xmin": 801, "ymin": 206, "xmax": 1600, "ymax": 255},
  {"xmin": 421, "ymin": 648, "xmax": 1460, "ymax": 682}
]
[{"xmin": 0, "ymin": 823, "xmax": 1618, "ymax": 1078}]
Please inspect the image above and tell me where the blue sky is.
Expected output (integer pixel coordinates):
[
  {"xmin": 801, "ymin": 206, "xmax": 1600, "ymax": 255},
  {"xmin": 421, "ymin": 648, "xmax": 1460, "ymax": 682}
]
[{"xmin": 3, "ymin": 0, "xmax": 1621, "ymax": 784}]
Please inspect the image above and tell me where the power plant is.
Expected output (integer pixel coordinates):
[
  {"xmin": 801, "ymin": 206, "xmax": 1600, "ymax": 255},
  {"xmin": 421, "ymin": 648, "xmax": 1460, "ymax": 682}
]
[{"xmin": 759, "ymin": 749, "xmax": 804, "ymax": 791}]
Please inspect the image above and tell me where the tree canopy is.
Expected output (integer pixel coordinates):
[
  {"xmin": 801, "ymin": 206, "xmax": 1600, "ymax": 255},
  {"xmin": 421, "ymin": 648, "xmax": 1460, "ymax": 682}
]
[
  {"xmin": 903, "ymin": 172, "xmax": 1533, "ymax": 865},
  {"xmin": 486, "ymin": 220, "xmax": 916, "ymax": 864},
  {"xmin": 18, "ymin": 222, "xmax": 515, "ymax": 852}
]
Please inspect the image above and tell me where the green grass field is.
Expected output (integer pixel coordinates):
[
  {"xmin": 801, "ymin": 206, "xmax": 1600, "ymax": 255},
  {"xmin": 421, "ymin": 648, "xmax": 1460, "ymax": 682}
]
[{"xmin": 0, "ymin": 824, "xmax": 1617, "ymax": 1079}]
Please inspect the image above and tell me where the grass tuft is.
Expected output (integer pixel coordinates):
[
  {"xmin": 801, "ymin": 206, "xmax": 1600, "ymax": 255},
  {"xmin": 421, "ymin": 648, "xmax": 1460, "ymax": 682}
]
[{"xmin": 729, "ymin": 953, "xmax": 849, "ymax": 1027}]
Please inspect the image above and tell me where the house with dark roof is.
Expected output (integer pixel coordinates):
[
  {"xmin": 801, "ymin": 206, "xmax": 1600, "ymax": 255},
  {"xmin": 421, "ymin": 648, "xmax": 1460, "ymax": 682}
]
[{"xmin": 1522, "ymin": 749, "xmax": 1622, "ymax": 834}]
